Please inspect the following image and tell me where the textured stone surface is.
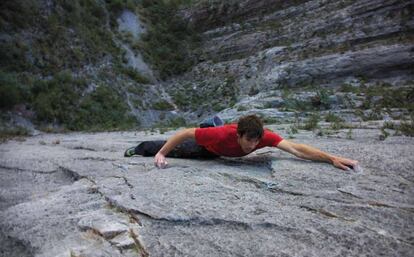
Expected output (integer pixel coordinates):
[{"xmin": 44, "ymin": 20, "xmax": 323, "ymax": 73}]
[
  {"xmin": 168, "ymin": 0, "xmax": 414, "ymax": 123},
  {"xmin": 0, "ymin": 125, "xmax": 413, "ymax": 256}
]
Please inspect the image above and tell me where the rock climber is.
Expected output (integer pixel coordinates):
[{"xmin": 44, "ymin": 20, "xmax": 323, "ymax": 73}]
[{"xmin": 124, "ymin": 114, "xmax": 358, "ymax": 170}]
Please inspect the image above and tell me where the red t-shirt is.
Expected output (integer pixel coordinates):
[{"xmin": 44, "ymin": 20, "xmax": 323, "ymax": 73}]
[{"xmin": 195, "ymin": 124, "xmax": 284, "ymax": 157}]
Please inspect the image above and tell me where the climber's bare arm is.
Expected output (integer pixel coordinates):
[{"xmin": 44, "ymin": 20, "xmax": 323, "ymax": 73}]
[
  {"xmin": 277, "ymin": 139, "xmax": 358, "ymax": 170},
  {"xmin": 154, "ymin": 128, "xmax": 196, "ymax": 168}
]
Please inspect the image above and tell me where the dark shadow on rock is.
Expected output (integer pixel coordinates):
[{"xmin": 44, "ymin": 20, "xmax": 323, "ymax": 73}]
[
  {"xmin": 217, "ymin": 155, "xmax": 275, "ymax": 166},
  {"xmin": 0, "ymin": 230, "xmax": 35, "ymax": 257},
  {"xmin": 0, "ymin": 168, "xmax": 74, "ymax": 211}
]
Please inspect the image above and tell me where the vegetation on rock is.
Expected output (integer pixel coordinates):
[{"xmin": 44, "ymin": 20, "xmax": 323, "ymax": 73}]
[{"xmin": 137, "ymin": 0, "xmax": 200, "ymax": 79}]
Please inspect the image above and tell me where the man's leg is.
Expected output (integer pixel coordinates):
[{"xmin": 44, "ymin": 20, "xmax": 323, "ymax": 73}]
[
  {"xmin": 133, "ymin": 140, "xmax": 165, "ymax": 156},
  {"xmin": 133, "ymin": 139, "xmax": 218, "ymax": 159}
]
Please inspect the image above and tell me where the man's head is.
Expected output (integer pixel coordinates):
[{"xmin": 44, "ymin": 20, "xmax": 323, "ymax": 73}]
[{"xmin": 237, "ymin": 115, "xmax": 264, "ymax": 153}]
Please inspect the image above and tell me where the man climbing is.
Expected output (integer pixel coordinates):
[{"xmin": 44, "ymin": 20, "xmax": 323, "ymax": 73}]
[{"xmin": 124, "ymin": 114, "xmax": 358, "ymax": 170}]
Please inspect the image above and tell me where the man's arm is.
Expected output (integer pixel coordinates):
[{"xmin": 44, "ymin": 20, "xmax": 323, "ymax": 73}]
[
  {"xmin": 276, "ymin": 139, "xmax": 358, "ymax": 170},
  {"xmin": 154, "ymin": 128, "xmax": 196, "ymax": 168}
]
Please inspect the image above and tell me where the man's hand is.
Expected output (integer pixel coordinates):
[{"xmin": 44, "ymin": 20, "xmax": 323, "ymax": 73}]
[
  {"xmin": 331, "ymin": 156, "xmax": 359, "ymax": 171},
  {"xmin": 154, "ymin": 152, "xmax": 168, "ymax": 169}
]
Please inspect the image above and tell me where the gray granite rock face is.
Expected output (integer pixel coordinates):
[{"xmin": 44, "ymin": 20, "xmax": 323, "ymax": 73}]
[
  {"xmin": 0, "ymin": 126, "xmax": 413, "ymax": 256},
  {"xmin": 167, "ymin": 0, "xmax": 413, "ymax": 123},
  {"xmin": 116, "ymin": 10, "xmax": 155, "ymax": 82}
]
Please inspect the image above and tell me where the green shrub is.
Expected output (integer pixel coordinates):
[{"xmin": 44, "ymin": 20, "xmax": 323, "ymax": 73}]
[
  {"xmin": 358, "ymin": 84, "xmax": 414, "ymax": 112},
  {"xmin": 311, "ymin": 89, "xmax": 331, "ymax": 109},
  {"xmin": 325, "ymin": 112, "xmax": 344, "ymax": 123},
  {"xmin": 237, "ymin": 105, "xmax": 247, "ymax": 111},
  {"xmin": 152, "ymin": 100, "xmax": 174, "ymax": 111},
  {"xmin": 330, "ymin": 120, "xmax": 350, "ymax": 130},
  {"xmin": 138, "ymin": 0, "xmax": 200, "ymax": 79},
  {"xmin": 0, "ymin": 126, "xmax": 30, "ymax": 142},
  {"xmin": 117, "ymin": 66, "xmax": 151, "ymax": 84},
  {"xmin": 339, "ymin": 83, "xmax": 359, "ymax": 93},
  {"xmin": 127, "ymin": 84, "xmax": 145, "ymax": 95},
  {"xmin": 132, "ymin": 98, "xmax": 143, "ymax": 109},
  {"xmin": 365, "ymin": 108, "xmax": 382, "ymax": 121},
  {"xmin": 301, "ymin": 113, "xmax": 320, "ymax": 131},
  {"xmin": 73, "ymin": 84, "xmax": 137, "ymax": 130},
  {"xmin": 325, "ymin": 112, "xmax": 348, "ymax": 129},
  {"xmin": 282, "ymin": 98, "xmax": 310, "ymax": 111},
  {"xmin": 21, "ymin": 0, "xmax": 122, "ymax": 74},
  {"xmin": 212, "ymin": 103, "xmax": 225, "ymax": 112},
  {"xmin": 397, "ymin": 117, "xmax": 414, "ymax": 137},
  {"xmin": 248, "ymin": 86, "xmax": 259, "ymax": 96},
  {"xmin": 105, "ymin": 0, "xmax": 139, "ymax": 14},
  {"xmin": 172, "ymin": 77, "xmax": 238, "ymax": 112},
  {"xmin": 0, "ymin": 40, "xmax": 32, "ymax": 72},
  {"xmin": 379, "ymin": 127, "xmax": 390, "ymax": 141},
  {"xmin": 381, "ymin": 118, "xmax": 414, "ymax": 137},
  {"xmin": 153, "ymin": 116, "xmax": 187, "ymax": 130},
  {"xmin": 0, "ymin": 0, "xmax": 39, "ymax": 30},
  {"xmin": 288, "ymin": 124, "xmax": 299, "ymax": 134},
  {"xmin": 32, "ymin": 71, "xmax": 85, "ymax": 123},
  {"xmin": 379, "ymin": 87, "xmax": 414, "ymax": 110},
  {"xmin": 264, "ymin": 102, "xmax": 273, "ymax": 109},
  {"xmin": 172, "ymin": 91, "xmax": 190, "ymax": 108},
  {"xmin": 168, "ymin": 116, "xmax": 187, "ymax": 128},
  {"xmin": 262, "ymin": 117, "xmax": 280, "ymax": 125},
  {"xmin": 31, "ymin": 71, "xmax": 136, "ymax": 131},
  {"xmin": 346, "ymin": 128, "xmax": 353, "ymax": 139},
  {"xmin": 382, "ymin": 121, "xmax": 396, "ymax": 130},
  {"xmin": 0, "ymin": 71, "xmax": 23, "ymax": 108}
]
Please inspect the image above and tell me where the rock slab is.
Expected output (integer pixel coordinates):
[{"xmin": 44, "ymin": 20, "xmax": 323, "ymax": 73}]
[{"xmin": 0, "ymin": 126, "xmax": 413, "ymax": 256}]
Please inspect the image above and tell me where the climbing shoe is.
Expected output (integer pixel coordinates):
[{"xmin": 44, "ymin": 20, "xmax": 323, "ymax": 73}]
[{"xmin": 124, "ymin": 146, "xmax": 136, "ymax": 157}]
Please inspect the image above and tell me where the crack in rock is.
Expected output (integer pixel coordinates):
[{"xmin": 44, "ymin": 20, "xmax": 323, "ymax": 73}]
[
  {"xmin": 128, "ymin": 212, "xmax": 142, "ymax": 226},
  {"xmin": 337, "ymin": 189, "xmax": 364, "ymax": 199},
  {"xmin": 78, "ymin": 221, "xmax": 128, "ymax": 241},
  {"xmin": 358, "ymin": 223, "xmax": 414, "ymax": 246},
  {"xmin": 105, "ymin": 197, "xmax": 299, "ymax": 233},
  {"xmin": 338, "ymin": 188, "xmax": 414, "ymax": 212},
  {"xmin": 56, "ymin": 169, "xmax": 148, "ymax": 254},
  {"xmin": 58, "ymin": 166, "xmax": 87, "ymax": 182},
  {"xmin": 366, "ymin": 200, "xmax": 414, "ymax": 213},
  {"xmin": 217, "ymin": 172, "xmax": 366, "ymax": 207},
  {"xmin": 109, "ymin": 176, "xmax": 134, "ymax": 189},
  {"xmin": 129, "ymin": 228, "xmax": 149, "ymax": 257},
  {"xmin": 112, "ymin": 162, "xmax": 129, "ymax": 172},
  {"xmin": 126, "ymin": 162, "xmax": 156, "ymax": 172},
  {"xmin": 106, "ymin": 198, "xmax": 156, "ymax": 220},
  {"xmin": 219, "ymin": 156, "xmax": 273, "ymax": 169},
  {"xmin": 0, "ymin": 164, "xmax": 57, "ymax": 174},
  {"xmin": 68, "ymin": 146, "xmax": 97, "ymax": 151},
  {"xmin": 299, "ymin": 205, "xmax": 356, "ymax": 222},
  {"xmin": 77, "ymin": 157, "xmax": 117, "ymax": 162},
  {"xmin": 218, "ymin": 172, "xmax": 306, "ymax": 196}
]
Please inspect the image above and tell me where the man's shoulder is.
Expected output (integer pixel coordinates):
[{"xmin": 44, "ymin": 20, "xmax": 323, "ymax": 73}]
[
  {"xmin": 223, "ymin": 124, "xmax": 238, "ymax": 134},
  {"xmin": 195, "ymin": 124, "xmax": 234, "ymax": 145},
  {"xmin": 207, "ymin": 124, "xmax": 237, "ymax": 139},
  {"xmin": 261, "ymin": 128, "xmax": 284, "ymax": 146},
  {"xmin": 196, "ymin": 124, "xmax": 234, "ymax": 136}
]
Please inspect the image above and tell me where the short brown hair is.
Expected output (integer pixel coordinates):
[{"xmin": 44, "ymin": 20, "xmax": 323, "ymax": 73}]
[{"xmin": 237, "ymin": 115, "xmax": 264, "ymax": 139}]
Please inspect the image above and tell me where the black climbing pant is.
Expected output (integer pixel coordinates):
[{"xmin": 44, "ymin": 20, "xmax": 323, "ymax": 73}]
[{"xmin": 134, "ymin": 139, "xmax": 218, "ymax": 159}]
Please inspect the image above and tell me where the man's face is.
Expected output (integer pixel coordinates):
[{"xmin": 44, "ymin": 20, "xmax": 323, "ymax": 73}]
[{"xmin": 237, "ymin": 134, "xmax": 260, "ymax": 154}]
